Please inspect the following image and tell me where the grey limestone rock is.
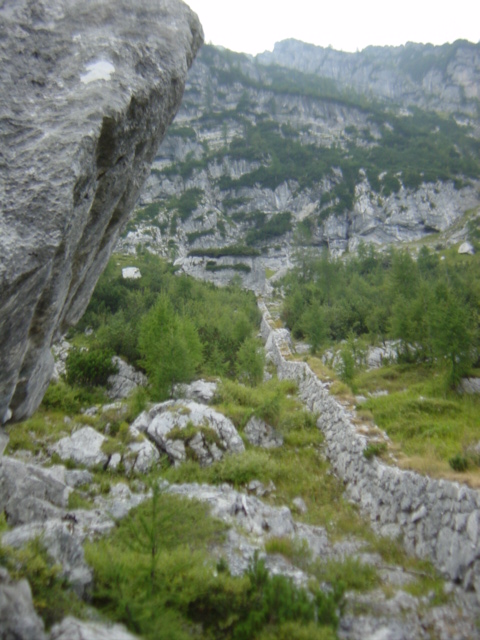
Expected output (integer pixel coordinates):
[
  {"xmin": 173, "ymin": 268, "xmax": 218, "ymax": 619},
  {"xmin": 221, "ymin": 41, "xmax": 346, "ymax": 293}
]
[
  {"xmin": 50, "ymin": 616, "xmax": 139, "ymax": 640},
  {"xmin": 0, "ymin": 456, "xmax": 70, "ymax": 526},
  {"xmin": 136, "ymin": 400, "xmax": 245, "ymax": 466},
  {"xmin": 244, "ymin": 416, "xmax": 284, "ymax": 449},
  {"xmin": 52, "ymin": 426, "xmax": 108, "ymax": 469},
  {"xmin": 107, "ymin": 357, "xmax": 147, "ymax": 400},
  {"xmin": 0, "ymin": 0, "xmax": 203, "ymax": 423},
  {"xmin": 2, "ymin": 520, "xmax": 92, "ymax": 598},
  {"xmin": 124, "ymin": 426, "xmax": 160, "ymax": 474},
  {"xmin": 174, "ymin": 378, "xmax": 218, "ymax": 403},
  {"xmin": 0, "ymin": 568, "xmax": 46, "ymax": 640},
  {"xmin": 458, "ymin": 241, "xmax": 475, "ymax": 255},
  {"xmin": 459, "ymin": 377, "xmax": 480, "ymax": 394}
]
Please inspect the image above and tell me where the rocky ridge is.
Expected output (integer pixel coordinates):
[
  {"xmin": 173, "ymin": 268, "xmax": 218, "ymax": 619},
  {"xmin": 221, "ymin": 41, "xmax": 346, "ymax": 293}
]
[
  {"xmin": 258, "ymin": 39, "xmax": 480, "ymax": 116},
  {"xmin": 0, "ymin": 0, "xmax": 203, "ymax": 424},
  {"xmin": 117, "ymin": 42, "xmax": 480, "ymax": 291}
]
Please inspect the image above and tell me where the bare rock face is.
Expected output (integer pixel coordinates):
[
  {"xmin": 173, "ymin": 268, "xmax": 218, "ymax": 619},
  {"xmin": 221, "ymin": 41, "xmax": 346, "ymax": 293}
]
[
  {"xmin": 0, "ymin": 568, "xmax": 47, "ymax": 640},
  {"xmin": 0, "ymin": 0, "xmax": 203, "ymax": 423}
]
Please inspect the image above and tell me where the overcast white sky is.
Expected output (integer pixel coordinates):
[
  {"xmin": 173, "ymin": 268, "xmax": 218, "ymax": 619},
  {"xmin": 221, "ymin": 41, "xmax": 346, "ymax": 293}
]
[{"xmin": 186, "ymin": 0, "xmax": 480, "ymax": 55}]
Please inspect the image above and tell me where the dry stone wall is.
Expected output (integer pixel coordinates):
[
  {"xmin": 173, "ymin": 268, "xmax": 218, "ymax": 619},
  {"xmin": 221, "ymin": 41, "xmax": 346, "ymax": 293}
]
[{"xmin": 260, "ymin": 303, "xmax": 480, "ymax": 601}]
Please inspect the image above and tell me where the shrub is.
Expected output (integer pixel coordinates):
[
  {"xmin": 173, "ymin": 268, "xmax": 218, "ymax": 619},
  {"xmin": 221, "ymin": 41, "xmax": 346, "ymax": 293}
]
[
  {"xmin": 363, "ymin": 442, "xmax": 388, "ymax": 460},
  {"xmin": 65, "ymin": 348, "xmax": 118, "ymax": 388},
  {"xmin": 42, "ymin": 382, "xmax": 82, "ymax": 414},
  {"xmin": 449, "ymin": 453, "xmax": 469, "ymax": 472}
]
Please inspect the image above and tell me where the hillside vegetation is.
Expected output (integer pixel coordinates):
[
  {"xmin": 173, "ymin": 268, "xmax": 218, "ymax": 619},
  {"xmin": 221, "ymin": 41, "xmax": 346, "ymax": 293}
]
[
  {"xmin": 3, "ymin": 252, "xmax": 455, "ymax": 638},
  {"xmin": 280, "ymin": 243, "xmax": 480, "ymax": 478}
]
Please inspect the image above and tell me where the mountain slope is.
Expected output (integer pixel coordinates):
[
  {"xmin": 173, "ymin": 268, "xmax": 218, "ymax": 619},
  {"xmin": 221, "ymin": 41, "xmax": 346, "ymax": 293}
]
[{"xmin": 118, "ymin": 41, "xmax": 480, "ymax": 288}]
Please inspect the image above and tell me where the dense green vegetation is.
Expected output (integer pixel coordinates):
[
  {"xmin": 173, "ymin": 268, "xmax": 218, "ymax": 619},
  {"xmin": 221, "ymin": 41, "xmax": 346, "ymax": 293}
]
[
  {"xmin": 70, "ymin": 253, "xmax": 262, "ymax": 399},
  {"xmin": 282, "ymin": 244, "xmax": 480, "ymax": 475},
  {"xmin": 282, "ymin": 244, "xmax": 479, "ymax": 386},
  {"xmin": 85, "ymin": 488, "xmax": 342, "ymax": 640},
  {"xmin": 188, "ymin": 246, "xmax": 261, "ymax": 258},
  {"xmin": 0, "ymin": 532, "xmax": 84, "ymax": 629}
]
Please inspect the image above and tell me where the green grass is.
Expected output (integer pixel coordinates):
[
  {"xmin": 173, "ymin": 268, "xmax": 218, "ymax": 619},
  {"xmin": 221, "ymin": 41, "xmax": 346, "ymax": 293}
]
[
  {"xmin": 313, "ymin": 557, "xmax": 380, "ymax": 592},
  {"xmin": 85, "ymin": 489, "xmax": 342, "ymax": 640},
  {"xmin": 355, "ymin": 364, "xmax": 480, "ymax": 480},
  {"xmin": 162, "ymin": 377, "xmax": 373, "ymax": 540},
  {"xmin": 6, "ymin": 410, "xmax": 70, "ymax": 456}
]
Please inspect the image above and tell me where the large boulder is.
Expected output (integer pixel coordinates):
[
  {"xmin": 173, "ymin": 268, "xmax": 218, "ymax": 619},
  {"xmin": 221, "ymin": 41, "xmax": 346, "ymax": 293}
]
[
  {"xmin": 52, "ymin": 426, "xmax": 109, "ymax": 469},
  {"xmin": 0, "ymin": 0, "xmax": 203, "ymax": 423},
  {"xmin": 133, "ymin": 400, "xmax": 245, "ymax": 466}
]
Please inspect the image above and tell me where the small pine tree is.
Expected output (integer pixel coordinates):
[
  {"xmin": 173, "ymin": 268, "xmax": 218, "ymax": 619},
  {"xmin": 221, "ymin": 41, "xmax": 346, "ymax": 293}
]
[{"xmin": 139, "ymin": 296, "xmax": 202, "ymax": 399}]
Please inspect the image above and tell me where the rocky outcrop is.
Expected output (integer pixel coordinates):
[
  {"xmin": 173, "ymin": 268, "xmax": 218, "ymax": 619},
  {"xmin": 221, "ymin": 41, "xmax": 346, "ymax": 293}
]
[
  {"xmin": 0, "ymin": 0, "xmax": 203, "ymax": 423},
  {"xmin": 50, "ymin": 617, "xmax": 139, "ymax": 640},
  {"xmin": 116, "ymin": 42, "xmax": 480, "ymax": 283},
  {"xmin": 258, "ymin": 39, "xmax": 480, "ymax": 116},
  {"xmin": 107, "ymin": 357, "xmax": 147, "ymax": 400},
  {"xmin": 0, "ymin": 568, "xmax": 47, "ymax": 640},
  {"xmin": 132, "ymin": 400, "xmax": 245, "ymax": 466},
  {"xmin": 260, "ymin": 302, "xmax": 480, "ymax": 603},
  {"xmin": 244, "ymin": 416, "xmax": 284, "ymax": 448}
]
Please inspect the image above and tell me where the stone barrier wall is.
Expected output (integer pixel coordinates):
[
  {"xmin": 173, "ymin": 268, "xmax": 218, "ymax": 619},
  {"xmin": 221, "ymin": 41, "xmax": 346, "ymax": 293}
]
[{"xmin": 260, "ymin": 305, "xmax": 480, "ymax": 599}]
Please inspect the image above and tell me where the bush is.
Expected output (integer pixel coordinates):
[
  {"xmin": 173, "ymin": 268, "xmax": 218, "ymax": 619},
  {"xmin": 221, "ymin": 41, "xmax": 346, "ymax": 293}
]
[
  {"xmin": 363, "ymin": 442, "xmax": 388, "ymax": 460},
  {"xmin": 449, "ymin": 453, "xmax": 469, "ymax": 472},
  {"xmin": 85, "ymin": 495, "xmax": 342, "ymax": 640},
  {"xmin": 65, "ymin": 348, "xmax": 118, "ymax": 388},
  {"xmin": 235, "ymin": 337, "xmax": 265, "ymax": 386},
  {"xmin": 42, "ymin": 382, "xmax": 82, "ymax": 414}
]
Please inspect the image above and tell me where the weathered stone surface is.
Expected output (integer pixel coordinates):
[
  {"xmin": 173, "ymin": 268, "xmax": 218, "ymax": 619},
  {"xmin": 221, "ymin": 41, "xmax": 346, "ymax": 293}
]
[
  {"xmin": 0, "ymin": 0, "xmax": 203, "ymax": 423},
  {"xmin": 292, "ymin": 496, "xmax": 308, "ymax": 514},
  {"xmin": 51, "ymin": 340, "xmax": 72, "ymax": 383},
  {"xmin": 124, "ymin": 426, "xmax": 161, "ymax": 474},
  {"xmin": 0, "ymin": 456, "xmax": 70, "ymax": 526},
  {"xmin": 0, "ymin": 429, "xmax": 9, "ymax": 456},
  {"xmin": 107, "ymin": 357, "xmax": 147, "ymax": 400},
  {"xmin": 3, "ymin": 520, "xmax": 92, "ymax": 597},
  {"xmin": 174, "ymin": 379, "xmax": 218, "ymax": 403},
  {"xmin": 50, "ymin": 617, "xmax": 139, "ymax": 640},
  {"xmin": 458, "ymin": 241, "xmax": 475, "ymax": 255},
  {"xmin": 244, "ymin": 416, "xmax": 284, "ymax": 449},
  {"xmin": 459, "ymin": 377, "xmax": 480, "ymax": 395},
  {"xmin": 52, "ymin": 426, "xmax": 108, "ymax": 469},
  {"xmin": 134, "ymin": 400, "xmax": 244, "ymax": 466},
  {"xmin": 121, "ymin": 267, "xmax": 141, "ymax": 280},
  {"xmin": 0, "ymin": 568, "xmax": 46, "ymax": 640}
]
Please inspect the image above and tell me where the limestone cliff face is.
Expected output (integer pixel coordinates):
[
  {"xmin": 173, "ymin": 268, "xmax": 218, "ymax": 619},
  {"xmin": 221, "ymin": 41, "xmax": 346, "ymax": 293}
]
[
  {"xmin": 117, "ymin": 43, "xmax": 480, "ymax": 288},
  {"xmin": 0, "ymin": 0, "xmax": 203, "ymax": 423},
  {"xmin": 258, "ymin": 39, "xmax": 480, "ymax": 116}
]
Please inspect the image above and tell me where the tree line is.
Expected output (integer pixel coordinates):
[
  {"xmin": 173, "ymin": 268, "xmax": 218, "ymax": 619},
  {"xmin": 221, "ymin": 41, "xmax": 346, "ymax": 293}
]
[
  {"xmin": 67, "ymin": 253, "xmax": 264, "ymax": 399},
  {"xmin": 281, "ymin": 244, "xmax": 480, "ymax": 386}
]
